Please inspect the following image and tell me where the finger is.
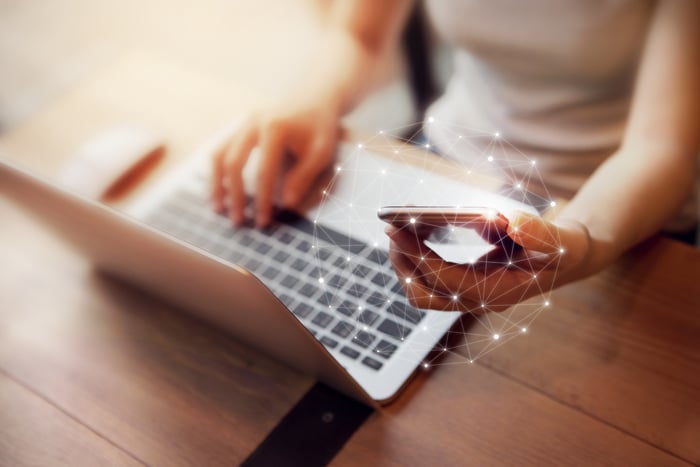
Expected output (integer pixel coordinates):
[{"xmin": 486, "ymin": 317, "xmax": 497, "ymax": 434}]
[
  {"xmin": 211, "ymin": 145, "xmax": 227, "ymax": 213},
  {"xmin": 507, "ymin": 212, "xmax": 563, "ymax": 254},
  {"xmin": 385, "ymin": 225, "xmax": 460, "ymax": 289},
  {"xmin": 389, "ymin": 239, "xmax": 481, "ymax": 312},
  {"xmin": 223, "ymin": 126, "xmax": 258, "ymax": 225},
  {"xmin": 281, "ymin": 133, "xmax": 335, "ymax": 208},
  {"xmin": 255, "ymin": 124, "xmax": 287, "ymax": 227}
]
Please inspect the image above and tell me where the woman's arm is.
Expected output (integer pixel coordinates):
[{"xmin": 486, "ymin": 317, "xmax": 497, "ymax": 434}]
[{"xmin": 555, "ymin": 0, "xmax": 700, "ymax": 276}]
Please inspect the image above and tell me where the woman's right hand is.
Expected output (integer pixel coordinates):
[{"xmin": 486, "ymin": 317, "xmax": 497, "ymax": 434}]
[{"xmin": 211, "ymin": 100, "xmax": 342, "ymax": 227}]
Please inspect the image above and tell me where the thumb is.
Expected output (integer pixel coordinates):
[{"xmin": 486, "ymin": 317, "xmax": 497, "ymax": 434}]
[{"xmin": 507, "ymin": 212, "xmax": 576, "ymax": 255}]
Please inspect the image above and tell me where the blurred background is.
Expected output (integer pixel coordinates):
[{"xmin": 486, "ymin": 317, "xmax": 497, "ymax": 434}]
[{"xmin": 0, "ymin": 0, "xmax": 453, "ymax": 135}]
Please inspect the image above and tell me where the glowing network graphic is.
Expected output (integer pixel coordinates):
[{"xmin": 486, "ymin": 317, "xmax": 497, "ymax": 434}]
[{"xmin": 310, "ymin": 119, "xmax": 564, "ymax": 366}]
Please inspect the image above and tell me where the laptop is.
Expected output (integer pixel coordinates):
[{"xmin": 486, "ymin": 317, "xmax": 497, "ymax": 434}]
[{"xmin": 0, "ymin": 124, "xmax": 535, "ymax": 405}]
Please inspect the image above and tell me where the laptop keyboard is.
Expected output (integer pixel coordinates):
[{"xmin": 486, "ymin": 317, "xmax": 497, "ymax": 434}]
[{"xmin": 143, "ymin": 178, "xmax": 426, "ymax": 372}]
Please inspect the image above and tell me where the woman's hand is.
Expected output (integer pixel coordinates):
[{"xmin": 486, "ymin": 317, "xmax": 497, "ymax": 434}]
[
  {"xmin": 211, "ymin": 101, "xmax": 341, "ymax": 227},
  {"xmin": 387, "ymin": 212, "xmax": 592, "ymax": 313}
]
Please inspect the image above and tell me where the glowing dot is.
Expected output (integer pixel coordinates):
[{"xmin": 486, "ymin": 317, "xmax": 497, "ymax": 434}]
[
  {"xmin": 336, "ymin": 166, "xmax": 342, "ymax": 172},
  {"xmin": 318, "ymin": 277, "xmax": 325, "ymax": 283},
  {"xmin": 494, "ymin": 131, "xmax": 500, "ymax": 138},
  {"xmin": 425, "ymin": 143, "xmax": 430, "ymax": 149},
  {"xmin": 419, "ymin": 179, "xmax": 424, "ymax": 184},
  {"xmin": 513, "ymin": 226, "xmax": 519, "ymax": 232},
  {"xmin": 429, "ymin": 294, "xmax": 433, "ymax": 298},
  {"xmin": 521, "ymin": 327, "xmax": 528, "ymax": 333},
  {"xmin": 531, "ymin": 160, "xmax": 537, "ymax": 165},
  {"xmin": 452, "ymin": 294, "xmax": 459, "ymax": 301},
  {"xmin": 443, "ymin": 348, "xmax": 447, "ymax": 352},
  {"xmin": 544, "ymin": 300, "xmax": 550, "ymax": 307},
  {"xmin": 458, "ymin": 135, "xmax": 463, "ymax": 139},
  {"xmin": 487, "ymin": 155, "xmax": 494, "ymax": 162},
  {"xmin": 516, "ymin": 183, "xmax": 522, "ymax": 189},
  {"xmin": 313, "ymin": 220, "xmax": 317, "ymax": 224},
  {"xmin": 373, "ymin": 242, "xmax": 379, "ymax": 247},
  {"xmin": 409, "ymin": 217, "xmax": 416, "ymax": 224},
  {"xmin": 481, "ymin": 303, "xmax": 485, "ymax": 308},
  {"xmin": 469, "ymin": 359, "xmax": 474, "ymax": 364},
  {"xmin": 486, "ymin": 209, "xmax": 497, "ymax": 220},
  {"xmin": 423, "ymin": 363, "xmax": 429, "ymax": 368},
  {"xmin": 450, "ymin": 227, "xmax": 455, "ymax": 232},
  {"xmin": 348, "ymin": 203, "xmax": 353, "ymax": 207},
  {"xmin": 405, "ymin": 277, "xmax": 412, "ymax": 284},
  {"xmin": 493, "ymin": 334, "xmax": 500, "ymax": 340},
  {"xmin": 346, "ymin": 256, "xmax": 350, "ymax": 261},
  {"xmin": 358, "ymin": 306, "xmax": 363, "ymax": 310},
  {"xmin": 508, "ymin": 261, "xmax": 512, "ymax": 266},
  {"xmin": 401, "ymin": 338, "xmax": 405, "ymax": 341},
  {"xmin": 422, "ymin": 326, "xmax": 428, "ymax": 331},
  {"xmin": 357, "ymin": 143, "xmax": 363, "ymax": 149},
  {"xmin": 467, "ymin": 170, "xmax": 472, "ymax": 175},
  {"xmin": 550, "ymin": 201, "xmax": 557, "ymax": 207},
  {"xmin": 428, "ymin": 116, "xmax": 435, "ymax": 123},
  {"xmin": 379, "ymin": 130, "xmax": 384, "ymax": 134},
  {"xmin": 381, "ymin": 169, "xmax": 386, "ymax": 175},
  {"xmin": 559, "ymin": 247, "xmax": 565, "ymax": 254},
  {"xmin": 468, "ymin": 258, "xmax": 475, "ymax": 264},
  {"xmin": 532, "ymin": 274, "xmax": 537, "ymax": 279},
  {"xmin": 393, "ymin": 149, "xmax": 399, "ymax": 154},
  {"xmin": 363, "ymin": 326, "xmax": 368, "ymax": 331},
  {"xmin": 322, "ymin": 190, "xmax": 327, "ymax": 194}
]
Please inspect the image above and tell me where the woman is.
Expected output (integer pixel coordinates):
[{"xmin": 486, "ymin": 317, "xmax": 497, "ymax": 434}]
[{"xmin": 210, "ymin": 0, "xmax": 699, "ymax": 312}]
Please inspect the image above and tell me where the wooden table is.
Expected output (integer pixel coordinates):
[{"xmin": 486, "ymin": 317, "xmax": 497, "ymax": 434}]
[{"xmin": 1, "ymin": 53, "xmax": 699, "ymax": 467}]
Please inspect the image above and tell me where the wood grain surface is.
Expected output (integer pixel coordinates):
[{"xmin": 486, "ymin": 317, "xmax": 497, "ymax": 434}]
[{"xmin": 1, "ymin": 29, "xmax": 699, "ymax": 467}]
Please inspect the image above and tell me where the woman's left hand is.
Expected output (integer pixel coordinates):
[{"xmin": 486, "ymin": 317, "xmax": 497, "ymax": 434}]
[{"xmin": 386, "ymin": 212, "xmax": 592, "ymax": 313}]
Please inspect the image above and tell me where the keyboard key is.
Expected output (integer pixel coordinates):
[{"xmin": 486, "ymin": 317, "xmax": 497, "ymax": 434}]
[
  {"xmin": 357, "ymin": 309, "xmax": 379, "ymax": 326},
  {"xmin": 351, "ymin": 264, "xmax": 371, "ymax": 278},
  {"xmin": 281, "ymin": 275, "xmax": 299, "ymax": 288},
  {"xmin": 366, "ymin": 249, "xmax": 389, "ymax": 266},
  {"xmin": 296, "ymin": 240, "xmax": 312, "ymax": 252},
  {"xmin": 332, "ymin": 321, "xmax": 355, "ymax": 338},
  {"xmin": 291, "ymin": 258, "xmax": 308, "ymax": 271},
  {"xmin": 244, "ymin": 258, "xmax": 262, "ymax": 271},
  {"xmin": 347, "ymin": 283, "xmax": 368, "ymax": 298},
  {"xmin": 273, "ymin": 250, "xmax": 290, "ymax": 262},
  {"xmin": 386, "ymin": 301, "xmax": 426, "ymax": 325},
  {"xmin": 340, "ymin": 346, "xmax": 360, "ymax": 360},
  {"xmin": 317, "ymin": 292, "xmax": 335, "ymax": 306},
  {"xmin": 312, "ymin": 311, "xmax": 333, "ymax": 328},
  {"xmin": 361, "ymin": 356, "xmax": 383, "ymax": 370},
  {"xmin": 278, "ymin": 232, "xmax": 295, "ymax": 244},
  {"xmin": 390, "ymin": 280, "xmax": 405, "ymax": 295},
  {"xmin": 352, "ymin": 330, "xmax": 376, "ymax": 348},
  {"xmin": 318, "ymin": 249, "xmax": 332, "ymax": 260},
  {"xmin": 255, "ymin": 243, "xmax": 272, "ymax": 254},
  {"xmin": 373, "ymin": 340, "xmax": 398, "ymax": 359},
  {"xmin": 292, "ymin": 303, "xmax": 314, "ymax": 318},
  {"xmin": 279, "ymin": 294, "xmax": 295, "ymax": 306},
  {"xmin": 337, "ymin": 300, "xmax": 356, "ymax": 317},
  {"xmin": 366, "ymin": 291, "xmax": 387, "ymax": 308},
  {"xmin": 333, "ymin": 256, "xmax": 347, "ymax": 268},
  {"xmin": 327, "ymin": 274, "xmax": 347, "ymax": 289},
  {"xmin": 240, "ymin": 234, "xmax": 254, "ymax": 246},
  {"xmin": 262, "ymin": 267, "xmax": 279, "ymax": 280},
  {"xmin": 299, "ymin": 283, "xmax": 318, "ymax": 297},
  {"xmin": 320, "ymin": 335, "xmax": 338, "ymax": 349},
  {"xmin": 377, "ymin": 319, "xmax": 411, "ymax": 340},
  {"xmin": 371, "ymin": 272, "xmax": 392, "ymax": 287}
]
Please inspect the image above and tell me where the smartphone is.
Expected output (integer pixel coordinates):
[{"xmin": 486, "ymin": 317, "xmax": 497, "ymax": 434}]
[{"xmin": 377, "ymin": 205, "xmax": 513, "ymax": 247}]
